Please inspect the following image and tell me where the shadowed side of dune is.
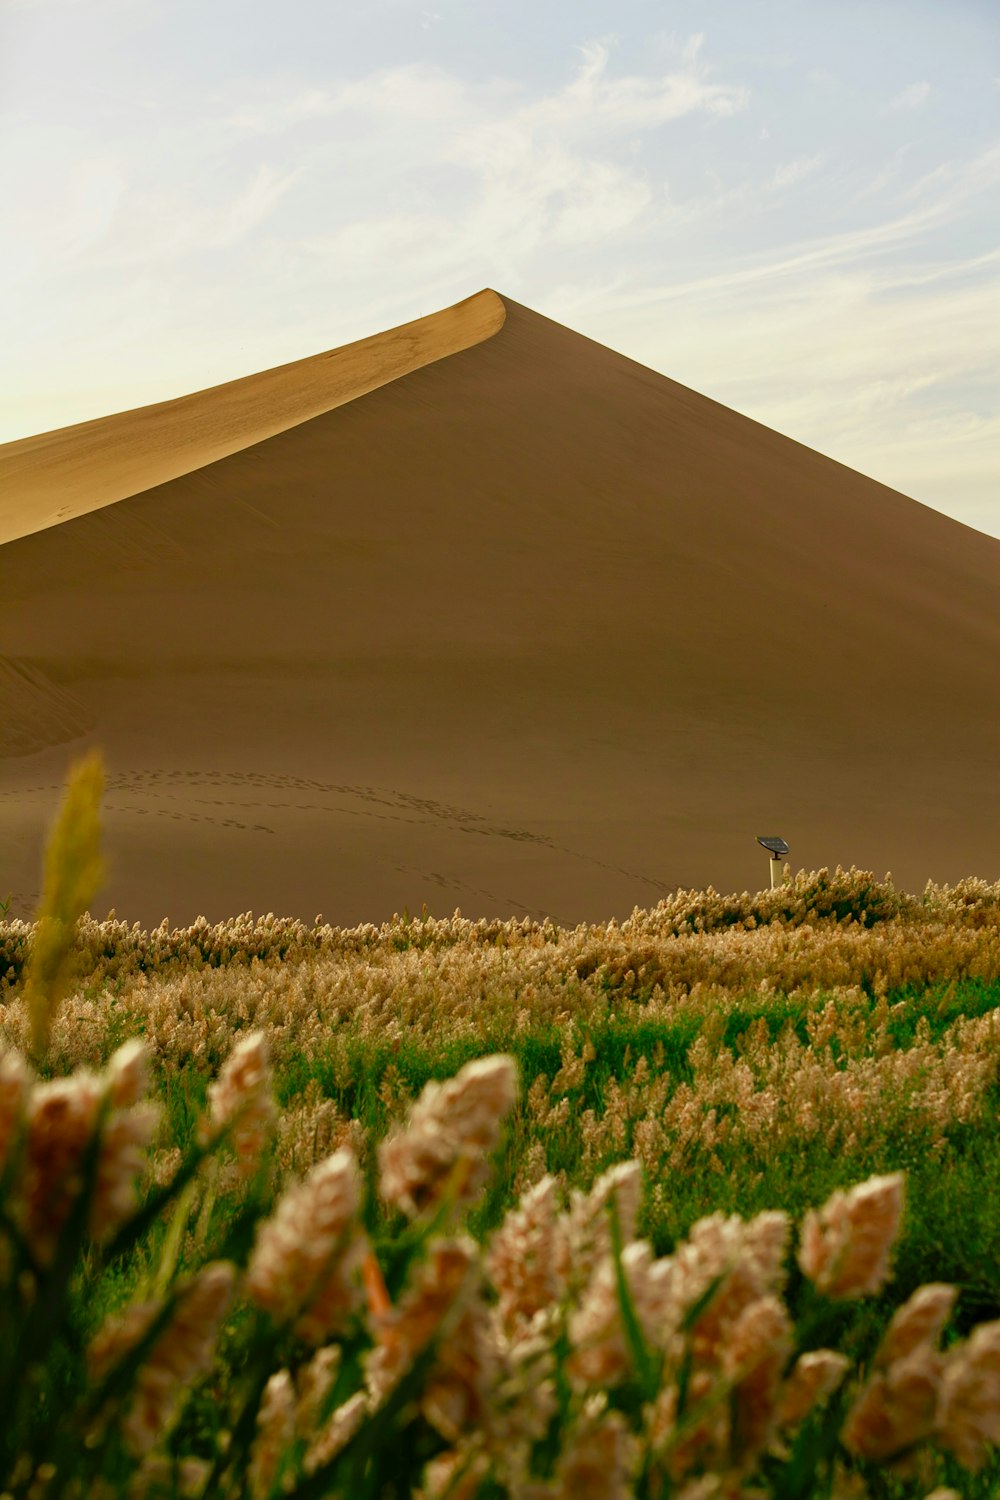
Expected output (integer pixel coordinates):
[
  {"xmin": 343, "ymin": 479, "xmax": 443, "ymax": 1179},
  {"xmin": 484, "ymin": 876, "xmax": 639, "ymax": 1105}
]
[
  {"xmin": 0, "ymin": 658, "xmax": 95, "ymax": 757},
  {"xmin": 0, "ymin": 293, "xmax": 998, "ymax": 924},
  {"xmin": 0, "ymin": 290, "xmax": 506, "ymax": 546}
]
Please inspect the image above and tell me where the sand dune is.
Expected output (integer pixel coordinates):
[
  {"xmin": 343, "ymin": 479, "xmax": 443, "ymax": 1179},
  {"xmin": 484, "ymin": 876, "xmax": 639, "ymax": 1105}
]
[{"xmin": 1, "ymin": 291, "xmax": 998, "ymax": 925}]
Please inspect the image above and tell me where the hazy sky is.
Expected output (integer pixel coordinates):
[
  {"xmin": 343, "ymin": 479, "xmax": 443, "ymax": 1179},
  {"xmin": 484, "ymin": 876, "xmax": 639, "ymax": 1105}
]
[{"xmin": 2, "ymin": 0, "xmax": 998, "ymax": 537}]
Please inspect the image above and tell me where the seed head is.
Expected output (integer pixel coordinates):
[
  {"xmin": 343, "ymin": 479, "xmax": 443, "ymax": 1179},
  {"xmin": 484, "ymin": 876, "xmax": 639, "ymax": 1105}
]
[
  {"xmin": 778, "ymin": 1349, "xmax": 850, "ymax": 1429},
  {"xmin": 295, "ymin": 1346, "xmax": 341, "ymax": 1437},
  {"xmin": 936, "ymin": 1319, "xmax": 1000, "ymax": 1472},
  {"xmin": 201, "ymin": 1030, "xmax": 275, "ymax": 1178},
  {"xmin": 487, "ymin": 1175, "xmax": 561, "ymax": 1335},
  {"xmin": 304, "ymin": 1392, "xmax": 368, "ymax": 1475},
  {"xmin": 878, "ymin": 1284, "xmax": 956, "ymax": 1368},
  {"xmin": 842, "ymin": 1344, "xmax": 943, "ymax": 1463},
  {"xmin": 568, "ymin": 1240, "xmax": 672, "ymax": 1387},
  {"xmin": 90, "ymin": 1261, "xmax": 235, "ymax": 1457},
  {"xmin": 105, "ymin": 1038, "xmax": 149, "ymax": 1108},
  {"xmin": 367, "ymin": 1238, "xmax": 497, "ymax": 1442},
  {"xmin": 798, "ymin": 1174, "xmax": 905, "ymax": 1298},
  {"xmin": 724, "ymin": 1294, "xmax": 792, "ymax": 1461},
  {"xmin": 555, "ymin": 1397, "xmax": 637, "ymax": 1500},
  {"xmin": 557, "ymin": 1160, "xmax": 642, "ymax": 1293},
  {"xmin": 248, "ymin": 1370, "xmax": 295, "ymax": 1500},
  {"xmin": 23, "ymin": 750, "xmax": 105, "ymax": 1060},
  {"xmin": 23, "ymin": 1069, "xmax": 103, "ymax": 1262},
  {"xmin": 90, "ymin": 1098, "xmax": 161, "ymax": 1243},
  {"xmin": 128, "ymin": 1456, "xmax": 209, "ymax": 1499},
  {"xmin": 417, "ymin": 1449, "xmax": 490, "ymax": 1500},
  {"xmin": 0, "ymin": 1049, "xmax": 31, "ymax": 1172},
  {"xmin": 379, "ymin": 1055, "xmax": 517, "ymax": 1218},
  {"xmin": 246, "ymin": 1147, "xmax": 365, "ymax": 1343},
  {"xmin": 20, "ymin": 1045, "xmax": 159, "ymax": 1260}
]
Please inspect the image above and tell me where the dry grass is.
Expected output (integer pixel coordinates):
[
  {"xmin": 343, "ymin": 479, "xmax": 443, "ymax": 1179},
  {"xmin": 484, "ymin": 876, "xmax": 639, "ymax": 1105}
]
[{"xmin": 1, "ymin": 756, "xmax": 999, "ymax": 1498}]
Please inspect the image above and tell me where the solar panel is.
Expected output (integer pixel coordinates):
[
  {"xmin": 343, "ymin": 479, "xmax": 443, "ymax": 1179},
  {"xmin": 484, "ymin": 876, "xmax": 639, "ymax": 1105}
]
[{"xmin": 756, "ymin": 835, "xmax": 789, "ymax": 856}]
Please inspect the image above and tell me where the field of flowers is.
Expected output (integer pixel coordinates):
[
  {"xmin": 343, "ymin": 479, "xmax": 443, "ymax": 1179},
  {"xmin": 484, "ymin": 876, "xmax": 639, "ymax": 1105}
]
[{"xmin": 0, "ymin": 754, "xmax": 998, "ymax": 1499}]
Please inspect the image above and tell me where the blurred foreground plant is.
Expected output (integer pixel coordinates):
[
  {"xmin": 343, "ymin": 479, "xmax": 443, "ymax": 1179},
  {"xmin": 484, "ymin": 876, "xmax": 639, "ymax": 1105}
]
[
  {"xmin": 1, "ymin": 1023, "xmax": 998, "ymax": 1499},
  {"xmin": 21, "ymin": 750, "xmax": 104, "ymax": 1060}
]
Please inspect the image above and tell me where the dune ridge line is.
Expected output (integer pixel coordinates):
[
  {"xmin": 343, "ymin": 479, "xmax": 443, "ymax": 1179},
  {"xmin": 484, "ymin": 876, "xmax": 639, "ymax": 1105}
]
[{"xmin": 0, "ymin": 288, "xmax": 506, "ymax": 547}]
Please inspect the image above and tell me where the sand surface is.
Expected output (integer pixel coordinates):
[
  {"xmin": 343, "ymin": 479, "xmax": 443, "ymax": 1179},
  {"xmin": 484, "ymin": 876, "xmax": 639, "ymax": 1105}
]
[
  {"xmin": 1, "ymin": 291, "xmax": 998, "ymax": 925},
  {"xmin": 0, "ymin": 290, "xmax": 505, "ymax": 547}
]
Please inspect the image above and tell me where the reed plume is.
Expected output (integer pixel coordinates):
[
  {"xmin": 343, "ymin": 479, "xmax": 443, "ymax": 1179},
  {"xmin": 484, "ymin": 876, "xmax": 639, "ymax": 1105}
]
[{"xmin": 22, "ymin": 751, "xmax": 105, "ymax": 1061}]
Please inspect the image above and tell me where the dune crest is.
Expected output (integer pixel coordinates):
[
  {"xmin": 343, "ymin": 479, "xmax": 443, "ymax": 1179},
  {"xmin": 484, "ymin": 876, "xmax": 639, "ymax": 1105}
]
[{"xmin": 0, "ymin": 289, "xmax": 506, "ymax": 547}]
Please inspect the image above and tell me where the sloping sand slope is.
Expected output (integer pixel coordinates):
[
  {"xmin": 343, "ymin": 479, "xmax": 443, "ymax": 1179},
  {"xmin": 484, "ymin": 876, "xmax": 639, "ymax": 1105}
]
[
  {"xmin": 0, "ymin": 290, "xmax": 505, "ymax": 546},
  {"xmin": 1, "ymin": 292, "xmax": 998, "ymax": 924}
]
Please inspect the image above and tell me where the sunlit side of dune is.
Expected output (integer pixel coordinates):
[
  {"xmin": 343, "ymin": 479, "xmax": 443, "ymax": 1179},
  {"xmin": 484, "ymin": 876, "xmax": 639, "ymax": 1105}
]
[{"xmin": 0, "ymin": 290, "xmax": 506, "ymax": 547}]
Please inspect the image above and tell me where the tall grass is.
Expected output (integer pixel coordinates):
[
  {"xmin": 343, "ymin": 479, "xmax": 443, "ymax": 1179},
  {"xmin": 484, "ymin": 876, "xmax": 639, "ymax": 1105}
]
[{"xmin": 0, "ymin": 754, "xmax": 998, "ymax": 1498}]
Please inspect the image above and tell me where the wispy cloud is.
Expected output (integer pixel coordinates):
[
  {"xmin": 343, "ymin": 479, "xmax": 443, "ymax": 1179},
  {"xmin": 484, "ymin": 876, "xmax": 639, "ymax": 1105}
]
[
  {"xmin": 207, "ymin": 165, "xmax": 302, "ymax": 249},
  {"xmin": 527, "ymin": 38, "xmax": 748, "ymax": 129},
  {"xmin": 222, "ymin": 66, "xmax": 470, "ymax": 135},
  {"xmin": 215, "ymin": 38, "xmax": 747, "ymax": 291},
  {"xmin": 769, "ymin": 154, "xmax": 823, "ymax": 191},
  {"xmin": 886, "ymin": 81, "xmax": 931, "ymax": 113},
  {"xmin": 222, "ymin": 37, "xmax": 746, "ymax": 138},
  {"xmin": 610, "ymin": 143, "xmax": 1000, "ymax": 308}
]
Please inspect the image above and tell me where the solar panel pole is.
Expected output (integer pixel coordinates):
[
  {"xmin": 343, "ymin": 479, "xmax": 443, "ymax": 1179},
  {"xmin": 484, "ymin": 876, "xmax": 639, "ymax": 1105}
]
[{"xmin": 756, "ymin": 836, "xmax": 789, "ymax": 891}]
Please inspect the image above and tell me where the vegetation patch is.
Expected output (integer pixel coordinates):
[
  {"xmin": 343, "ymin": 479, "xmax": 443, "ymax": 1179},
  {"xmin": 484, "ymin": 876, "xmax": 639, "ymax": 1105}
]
[{"xmin": 1, "ymin": 755, "xmax": 999, "ymax": 1497}]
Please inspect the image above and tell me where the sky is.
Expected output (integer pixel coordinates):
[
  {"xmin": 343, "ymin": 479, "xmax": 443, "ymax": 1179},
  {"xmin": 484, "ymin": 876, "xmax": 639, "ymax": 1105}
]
[{"xmin": 2, "ymin": 0, "xmax": 998, "ymax": 538}]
